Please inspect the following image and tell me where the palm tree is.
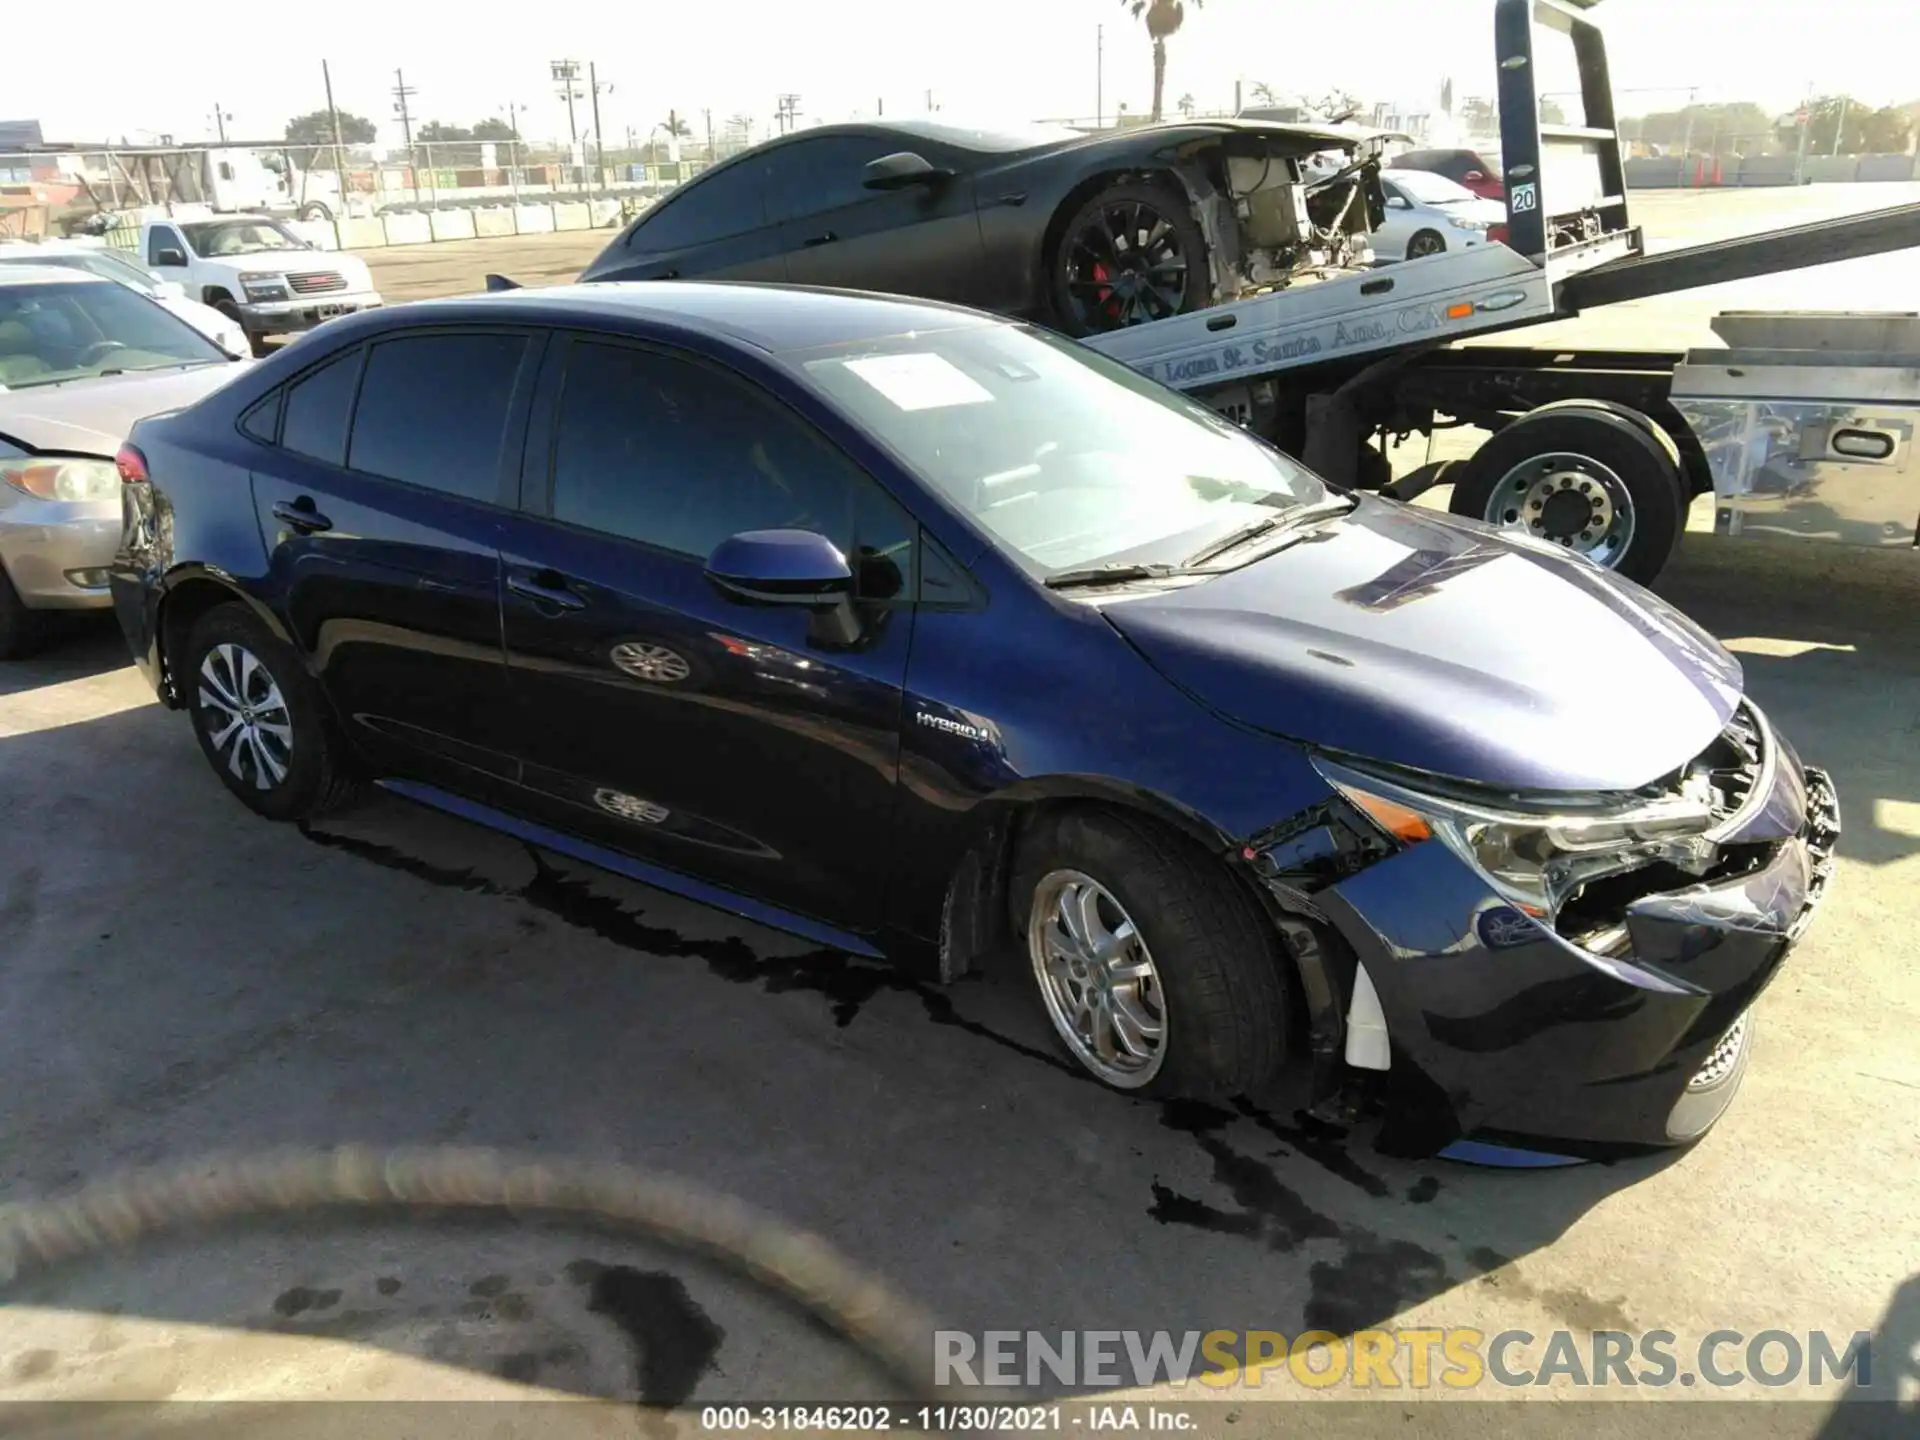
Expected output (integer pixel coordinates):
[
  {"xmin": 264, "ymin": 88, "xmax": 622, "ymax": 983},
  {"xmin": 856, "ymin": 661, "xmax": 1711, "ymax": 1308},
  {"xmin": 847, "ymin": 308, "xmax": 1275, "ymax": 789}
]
[
  {"xmin": 1121, "ymin": 0, "xmax": 1202, "ymax": 124},
  {"xmin": 1176, "ymin": 93, "xmax": 1196, "ymax": 119},
  {"xmin": 1249, "ymin": 81, "xmax": 1277, "ymax": 107}
]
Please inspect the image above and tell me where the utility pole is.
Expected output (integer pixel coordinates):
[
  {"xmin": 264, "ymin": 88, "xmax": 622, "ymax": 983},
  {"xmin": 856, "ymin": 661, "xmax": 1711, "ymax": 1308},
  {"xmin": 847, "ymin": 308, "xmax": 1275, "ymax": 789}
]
[
  {"xmin": 1831, "ymin": 95, "xmax": 1848, "ymax": 156},
  {"xmin": 322, "ymin": 61, "xmax": 347, "ymax": 210},
  {"xmin": 552, "ymin": 60, "xmax": 583, "ymax": 188},
  {"xmin": 588, "ymin": 62, "xmax": 610, "ymax": 190},
  {"xmin": 1097, "ymin": 24, "xmax": 1104, "ymax": 128},
  {"xmin": 775, "ymin": 94, "xmax": 801, "ymax": 135},
  {"xmin": 926, "ymin": 89, "xmax": 935, "ymax": 114},
  {"xmin": 391, "ymin": 68, "xmax": 418, "ymax": 201},
  {"xmin": 210, "ymin": 103, "xmax": 231, "ymax": 143},
  {"xmin": 704, "ymin": 107, "xmax": 714, "ymax": 163}
]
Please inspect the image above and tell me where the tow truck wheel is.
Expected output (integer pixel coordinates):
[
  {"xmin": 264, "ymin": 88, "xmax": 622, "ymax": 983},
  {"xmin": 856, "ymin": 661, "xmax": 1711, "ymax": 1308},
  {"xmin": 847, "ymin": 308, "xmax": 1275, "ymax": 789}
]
[
  {"xmin": 1448, "ymin": 404, "xmax": 1685, "ymax": 585},
  {"xmin": 1050, "ymin": 180, "xmax": 1208, "ymax": 338}
]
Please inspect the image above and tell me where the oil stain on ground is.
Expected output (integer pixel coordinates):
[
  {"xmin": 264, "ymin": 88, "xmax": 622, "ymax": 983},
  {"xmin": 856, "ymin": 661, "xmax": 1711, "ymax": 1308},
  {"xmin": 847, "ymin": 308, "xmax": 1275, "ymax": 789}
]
[
  {"xmin": 1149, "ymin": 1101, "xmax": 1454, "ymax": 1335},
  {"xmin": 565, "ymin": 1259, "xmax": 724, "ymax": 1408},
  {"xmin": 299, "ymin": 823, "xmax": 1074, "ymax": 1076}
]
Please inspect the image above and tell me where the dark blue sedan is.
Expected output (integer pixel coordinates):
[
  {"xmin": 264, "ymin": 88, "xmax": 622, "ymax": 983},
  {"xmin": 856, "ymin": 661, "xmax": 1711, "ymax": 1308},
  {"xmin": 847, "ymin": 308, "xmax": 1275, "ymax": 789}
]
[{"xmin": 110, "ymin": 282, "xmax": 1838, "ymax": 1158}]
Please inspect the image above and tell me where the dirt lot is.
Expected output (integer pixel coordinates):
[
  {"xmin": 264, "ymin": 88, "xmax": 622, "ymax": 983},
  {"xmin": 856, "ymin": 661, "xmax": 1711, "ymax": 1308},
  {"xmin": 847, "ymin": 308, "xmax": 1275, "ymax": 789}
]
[{"xmin": 0, "ymin": 187, "xmax": 1915, "ymax": 1431}]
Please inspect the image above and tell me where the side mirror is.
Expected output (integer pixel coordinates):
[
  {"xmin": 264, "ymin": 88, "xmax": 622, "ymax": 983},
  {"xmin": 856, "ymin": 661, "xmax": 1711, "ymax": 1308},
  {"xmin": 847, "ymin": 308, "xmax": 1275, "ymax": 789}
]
[
  {"xmin": 1462, "ymin": 170, "xmax": 1486, "ymax": 183},
  {"xmin": 705, "ymin": 528, "xmax": 853, "ymax": 607},
  {"xmin": 1386, "ymin": 195, "xmax": 1412, "ymax": 210},
  {"xmin": 863, "ymin": 151, "xmax": 953, "ymax": 191},
  {"xmin": 155, "ymin": 247, "xmax": 187, "ymax": 267}
]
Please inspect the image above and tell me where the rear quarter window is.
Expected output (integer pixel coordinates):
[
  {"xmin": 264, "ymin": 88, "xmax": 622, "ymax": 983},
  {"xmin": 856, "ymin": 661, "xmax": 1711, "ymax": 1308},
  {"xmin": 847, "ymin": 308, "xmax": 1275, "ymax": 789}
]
[
  {"xmin": 624, "ymin": 161, "xmax": 768, "ymax": 252},
  {"xmin": 278, "ymin": 349, "xmax": 364, "ymax": 466}
]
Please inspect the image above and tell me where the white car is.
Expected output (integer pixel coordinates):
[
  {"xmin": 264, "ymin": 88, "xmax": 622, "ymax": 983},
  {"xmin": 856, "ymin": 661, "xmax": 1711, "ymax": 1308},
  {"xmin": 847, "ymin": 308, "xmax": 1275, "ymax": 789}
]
[
  {"xmin": 1373, "ymin": 171, "xmax": 1508, "ymax": 261},
  {"xmin": 0, "ymin": 241, "xmax": 250, "ymax": 357}
]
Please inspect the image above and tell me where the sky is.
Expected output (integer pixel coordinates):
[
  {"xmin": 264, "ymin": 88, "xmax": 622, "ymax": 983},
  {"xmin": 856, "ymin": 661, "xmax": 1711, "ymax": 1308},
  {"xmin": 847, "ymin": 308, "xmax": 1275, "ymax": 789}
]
[{"xmin": 8, "ymin": 0, "xmax": 1918, "ymax": 151}]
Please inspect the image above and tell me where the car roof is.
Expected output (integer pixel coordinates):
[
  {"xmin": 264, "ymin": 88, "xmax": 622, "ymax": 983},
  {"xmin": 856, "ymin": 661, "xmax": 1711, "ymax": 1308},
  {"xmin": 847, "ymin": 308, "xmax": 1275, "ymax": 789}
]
[
  {"xmin": 392, "ymin": 280, "xmax": 1001, "ymax": 355},
  {"xmin": 0, "ymin": 264, "xmax": 111, "ymax": 288}
]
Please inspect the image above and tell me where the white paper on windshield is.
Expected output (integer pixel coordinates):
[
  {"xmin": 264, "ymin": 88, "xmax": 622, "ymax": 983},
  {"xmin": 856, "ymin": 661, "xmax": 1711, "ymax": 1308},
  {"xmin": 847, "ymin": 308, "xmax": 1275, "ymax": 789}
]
[{"xmin": 843, "ymin": 353, "xmax": 994, "ymax": 411}]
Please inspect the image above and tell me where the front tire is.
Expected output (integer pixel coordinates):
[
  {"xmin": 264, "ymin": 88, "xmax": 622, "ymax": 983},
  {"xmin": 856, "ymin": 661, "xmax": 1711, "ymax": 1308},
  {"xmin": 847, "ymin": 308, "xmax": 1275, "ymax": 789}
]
[
  {"xmin": 213, "ymin": 298, "xmax": 271, "ymax": 358},
  {"xmin": 0, "ymin": 566, "xmax": 43, "ymax": 661},
  {"xmin": 1447, "ymin": 404, "xmax": 1685, "ymax": 585},
  {"xmin": 183, "ymin": 603, "xmax": 360, "ymax": 821},
  {"xmin": 1405, "ymin": 228, "xmax": 1447, "ymax": 259},
  {"xmin": 1012, "ymin": 808, "xmax": 1288, "ymax": 1098},
  {"xmin": 1050, "ymin": 179, "xmax": 1208, "ymax": 338}
]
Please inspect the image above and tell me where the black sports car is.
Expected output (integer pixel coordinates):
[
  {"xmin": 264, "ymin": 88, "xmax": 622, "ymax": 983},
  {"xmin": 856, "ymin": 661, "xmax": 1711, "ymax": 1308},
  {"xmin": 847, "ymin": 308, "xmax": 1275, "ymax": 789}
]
[{"xmin": 579, "ymin": 117, "xmax": 1393, "ymax": 335}]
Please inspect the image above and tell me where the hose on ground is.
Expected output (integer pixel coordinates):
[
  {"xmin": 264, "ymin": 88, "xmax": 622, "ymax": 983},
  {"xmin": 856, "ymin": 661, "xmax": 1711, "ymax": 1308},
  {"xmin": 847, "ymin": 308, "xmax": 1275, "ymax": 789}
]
[{"xmin": 0, "ymin": 1146, "xmax": 968, "ymax": 1405}]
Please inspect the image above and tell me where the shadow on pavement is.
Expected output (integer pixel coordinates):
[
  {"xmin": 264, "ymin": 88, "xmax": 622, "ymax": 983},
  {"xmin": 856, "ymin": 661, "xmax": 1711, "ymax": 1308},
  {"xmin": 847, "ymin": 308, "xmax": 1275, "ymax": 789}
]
[{"xmin": 0, "ymin": 693, "xmax": 1669, "ymax": 1407}]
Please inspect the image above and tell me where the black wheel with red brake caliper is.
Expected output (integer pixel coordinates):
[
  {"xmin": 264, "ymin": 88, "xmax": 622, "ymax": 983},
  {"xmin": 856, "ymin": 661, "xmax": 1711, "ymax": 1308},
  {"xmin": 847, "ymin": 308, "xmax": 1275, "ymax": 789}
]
[{"xmin": 1050, "ymin": 180, "xmax": 1209, "ymax": 338}]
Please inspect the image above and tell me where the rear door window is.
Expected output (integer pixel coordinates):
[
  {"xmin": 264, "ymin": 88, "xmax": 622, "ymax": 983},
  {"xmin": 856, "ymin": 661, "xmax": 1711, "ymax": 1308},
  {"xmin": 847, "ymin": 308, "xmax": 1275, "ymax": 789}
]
[{"xmin": 346, "ymin": 332, "xmax": 529, "ymax": 503}]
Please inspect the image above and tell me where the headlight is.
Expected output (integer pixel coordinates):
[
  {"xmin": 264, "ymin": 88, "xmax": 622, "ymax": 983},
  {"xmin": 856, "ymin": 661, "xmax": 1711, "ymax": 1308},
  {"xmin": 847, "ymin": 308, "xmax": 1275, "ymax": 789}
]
[
  {"xmin": 241, "ymin": 273, "xmax": 289, "ymax": 302},
  {"xmin": 1314, "ymin": 756, "xmax": 1716, "ymax": 919},
  {"xmin": 1447, "ymin": 216, "xmax": 1492, "ymax": 232},
  {"xmin": 0, "ymin": 456, "xmax": 121, "ymax": 503}
]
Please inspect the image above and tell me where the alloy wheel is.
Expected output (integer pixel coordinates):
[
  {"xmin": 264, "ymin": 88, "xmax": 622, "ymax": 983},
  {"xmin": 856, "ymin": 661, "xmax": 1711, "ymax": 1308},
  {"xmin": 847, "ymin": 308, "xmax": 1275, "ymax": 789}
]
[
  {"xmin": 197, "ymin": 642, "xmax": 295, "ymax": 791},
  {"xmin": 1062, "ymin": 199, "xmax": 1192, "ymax": 332},
  {"xmin": 1484, "ymin": 451, "xmax": 1639, "ymax": 568},
  {"xmin": 1027, "ymin": 869, "xmax": 1167, "ymax": 1087}
]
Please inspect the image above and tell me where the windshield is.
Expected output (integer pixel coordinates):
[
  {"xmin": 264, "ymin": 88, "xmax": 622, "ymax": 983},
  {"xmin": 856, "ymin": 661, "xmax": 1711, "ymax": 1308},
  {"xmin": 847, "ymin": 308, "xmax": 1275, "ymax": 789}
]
[
  {"xmin": 181, "ymin": 219, "xmax": 307, "ymax": 257},
  {"xmin": 794, "ymin": 323, "xmax": 1327, "ymax": 576},
  {"xmin": 1391, "ymin": 170, "xmax": 1481, "ymax": 205},
  {"xmin": 0, "ymin": 279, "xmax": 227, "ymax": 389}
]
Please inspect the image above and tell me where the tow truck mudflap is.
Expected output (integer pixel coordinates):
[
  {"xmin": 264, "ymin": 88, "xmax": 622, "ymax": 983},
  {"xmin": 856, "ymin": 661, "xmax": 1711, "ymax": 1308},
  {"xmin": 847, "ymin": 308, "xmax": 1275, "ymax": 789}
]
[{"xmin": 1670, "ymin": 313, "xmax": 1920, "ymax": 550}]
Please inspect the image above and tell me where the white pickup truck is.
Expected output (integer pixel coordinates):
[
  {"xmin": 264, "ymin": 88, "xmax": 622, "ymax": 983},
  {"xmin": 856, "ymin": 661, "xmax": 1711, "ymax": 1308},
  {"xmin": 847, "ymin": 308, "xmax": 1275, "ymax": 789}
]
[{"xmin": 138, "ymin": 214, "xmax": 381, "ymax": 355}]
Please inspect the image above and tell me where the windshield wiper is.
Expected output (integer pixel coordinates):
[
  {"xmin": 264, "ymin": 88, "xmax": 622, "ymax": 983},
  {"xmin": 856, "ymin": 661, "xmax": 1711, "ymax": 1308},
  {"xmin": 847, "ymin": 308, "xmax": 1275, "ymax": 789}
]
[
  {"xmin": 1183, "ymin": 495, "xmax": 1355, "ymax": 567},
  {"xmin": 1043, "ymin": 562, "xmax": 1205, "ymax": 591}
]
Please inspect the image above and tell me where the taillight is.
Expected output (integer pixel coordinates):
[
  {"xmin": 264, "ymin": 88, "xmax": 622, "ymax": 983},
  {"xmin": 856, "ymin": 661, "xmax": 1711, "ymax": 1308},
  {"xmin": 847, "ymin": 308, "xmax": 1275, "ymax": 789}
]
[
  {"xmin": 115, "ymin": 442, "xmax": 150, "ymax": 485},
  {"xmin": 1488, "ymin": 224, "xmax": 1511, "ymax": 246}
]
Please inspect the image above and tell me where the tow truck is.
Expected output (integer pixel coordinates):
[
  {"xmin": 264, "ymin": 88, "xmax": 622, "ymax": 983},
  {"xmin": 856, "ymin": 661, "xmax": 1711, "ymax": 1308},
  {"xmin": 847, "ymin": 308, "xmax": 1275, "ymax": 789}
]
[{"xmin": 1084, "ymin": 0, "xmax": 1920, "ymax": 583}]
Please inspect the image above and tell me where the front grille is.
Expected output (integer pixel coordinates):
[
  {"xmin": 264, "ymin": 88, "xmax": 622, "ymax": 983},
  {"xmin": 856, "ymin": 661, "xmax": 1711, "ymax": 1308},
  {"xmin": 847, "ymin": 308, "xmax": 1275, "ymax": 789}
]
[
  {"xmin": 287, "ymin": 271, "xmax": 346, "ymax": 295},
  {"xmin": 1687, "ymin": 1012, "xmax": 1749, "ymax": 1091}
]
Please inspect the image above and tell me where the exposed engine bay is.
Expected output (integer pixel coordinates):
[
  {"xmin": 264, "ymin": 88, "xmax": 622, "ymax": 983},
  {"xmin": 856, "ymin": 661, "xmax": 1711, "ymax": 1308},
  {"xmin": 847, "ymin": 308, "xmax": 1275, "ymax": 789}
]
[{"xmin": 1174, "ymin": 123, "xmax": 1396, "ymax": 304}]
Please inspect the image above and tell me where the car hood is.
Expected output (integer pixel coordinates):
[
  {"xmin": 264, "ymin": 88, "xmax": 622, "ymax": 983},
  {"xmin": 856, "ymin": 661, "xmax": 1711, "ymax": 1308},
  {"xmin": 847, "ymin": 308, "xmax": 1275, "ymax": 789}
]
[
  {"xmin": 0, "ymin": 363, "xmax": 246, "ymax": 456},
  {"xmin": 1099, "ymin": 497, "xmax": 1744, "ymax": 793}
]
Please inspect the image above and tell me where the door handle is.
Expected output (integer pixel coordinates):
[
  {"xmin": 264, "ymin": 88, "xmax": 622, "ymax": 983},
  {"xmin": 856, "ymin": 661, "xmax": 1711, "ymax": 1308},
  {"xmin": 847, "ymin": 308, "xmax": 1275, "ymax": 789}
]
[
  {"xmin": 994, "ymin": 191, "xmax": 1029, "ymax": 207},
  {"xmin": 507, "ymin": 570, "xmax": 587, "ymax": 611},
  {"xmin": 270, "ymin": 497, "xmax": 332, "ymax": 533},
  {"xmin": 802, "ymin": 231, "xmax": 838, "ymax": 247}
]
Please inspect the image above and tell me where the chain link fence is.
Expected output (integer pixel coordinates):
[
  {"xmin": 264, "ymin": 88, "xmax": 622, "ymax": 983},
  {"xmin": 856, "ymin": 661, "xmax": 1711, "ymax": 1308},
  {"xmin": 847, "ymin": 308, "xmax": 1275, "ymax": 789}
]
[{"xmin": 0, "ymin": 139, "xmax": 730, "ymax": 244}]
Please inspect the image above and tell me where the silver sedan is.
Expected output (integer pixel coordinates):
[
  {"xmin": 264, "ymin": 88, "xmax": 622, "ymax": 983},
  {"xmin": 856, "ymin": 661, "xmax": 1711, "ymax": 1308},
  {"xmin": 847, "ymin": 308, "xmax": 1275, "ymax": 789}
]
[{"xmin": 0, "ymin": 267, "xmax": 247, "ymax": 658}]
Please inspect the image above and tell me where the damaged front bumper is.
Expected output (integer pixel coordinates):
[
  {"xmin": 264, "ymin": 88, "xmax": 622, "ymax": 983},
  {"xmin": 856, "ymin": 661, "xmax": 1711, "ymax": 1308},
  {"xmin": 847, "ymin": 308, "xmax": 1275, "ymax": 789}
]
[{"xmin": 1259, "ymin": 743, "xmax": 1839, "ymax": 1158}]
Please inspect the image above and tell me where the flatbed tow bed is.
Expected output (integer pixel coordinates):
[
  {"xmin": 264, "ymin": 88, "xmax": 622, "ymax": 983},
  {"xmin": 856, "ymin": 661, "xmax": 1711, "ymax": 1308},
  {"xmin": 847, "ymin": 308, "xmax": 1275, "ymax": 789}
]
[{"xmin": 1082, "ymin": 0, "xmax": 1920, "ymax": 583}]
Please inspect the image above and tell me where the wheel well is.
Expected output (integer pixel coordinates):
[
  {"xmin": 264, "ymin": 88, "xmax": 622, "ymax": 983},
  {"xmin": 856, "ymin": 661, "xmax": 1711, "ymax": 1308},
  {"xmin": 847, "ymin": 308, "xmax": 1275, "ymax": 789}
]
[
  {"xmin": 157, "ymin": 577, "xmax": 244, "ymax": 702},
  {"xmin": 1039, "ymin": 168, "xmax": 1192, "ymax": 288},
  {"xmin": 202, "ymin": 285, "xmax": 235, "ymax": 309}
]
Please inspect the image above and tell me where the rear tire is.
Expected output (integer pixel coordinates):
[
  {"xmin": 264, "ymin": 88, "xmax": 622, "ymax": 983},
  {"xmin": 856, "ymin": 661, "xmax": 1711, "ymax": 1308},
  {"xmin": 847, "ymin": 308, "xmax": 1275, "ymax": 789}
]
[
  {"xmin": 1011, "ymin": 807, "xmax": 1288, "ymax": 1099},
  {"xmin": 1448, "ymin": 404, "xmax": 1685, "ymax": 585},
  {"xmin": 182, "ymin": 603, "xmax": 360, "ymax": 822}
]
